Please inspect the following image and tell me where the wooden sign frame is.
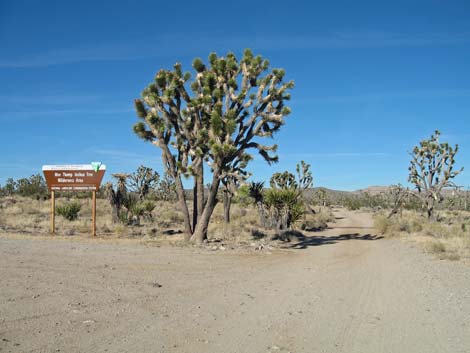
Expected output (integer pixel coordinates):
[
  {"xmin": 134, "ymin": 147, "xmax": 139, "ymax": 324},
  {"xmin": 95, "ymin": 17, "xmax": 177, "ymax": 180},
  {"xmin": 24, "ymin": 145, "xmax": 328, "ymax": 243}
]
[{"xmin": 42, "ymin": 164, "xmax": 106, "ymax": 236}]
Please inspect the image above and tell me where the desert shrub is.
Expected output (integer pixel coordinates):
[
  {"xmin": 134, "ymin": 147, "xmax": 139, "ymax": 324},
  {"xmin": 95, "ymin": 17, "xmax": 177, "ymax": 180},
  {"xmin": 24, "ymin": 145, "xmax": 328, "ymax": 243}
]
[
  {"xmin": 233, "ymin": 184, "xmax": 252, "ymax": 207},
  {"xmin": 343, "ymin": 196, "xmax": 361, "ymax": 210},
  {"xmin": 397, "ymin": 219, "xmax": 411, "ymax": 233},
  {"xmin": 423, "ymin": 222, "xmax": 450, "ymax": 238},
  {"xmin": 147, "ymin": 227, "xmax": 158, "ymax": 238},
  {"xmin": 56, "ymin": 201, "xmax": 81, "ymax": 221},
  {"xmin": 130, "ymin": 199, "xmax": 156, "ymax": 220},
  {"xmin": 114, "ymin": 224, "xmax": 127, "ymax": 236},
  {"xmin": 300, "ymin": 219, "xmax": 327, "ymax": 231},
  {"xmin": 425, "ymin": 240, "xmax": 446, "ymax": 254},
  {"xmin": 409, "ymin": 218, "xmax": 423, "ymax": 233},
  {"xmin": 374, "ymin": 214, "xmax": 393, "ymax": 234}
]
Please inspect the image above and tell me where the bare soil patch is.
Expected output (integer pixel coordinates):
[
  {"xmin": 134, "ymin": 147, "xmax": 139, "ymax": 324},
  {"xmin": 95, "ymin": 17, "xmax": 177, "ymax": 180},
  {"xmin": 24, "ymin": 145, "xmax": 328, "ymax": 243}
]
[{"xmin": 1, "ymin": 209, "xmax": 469, "ymax": 353}]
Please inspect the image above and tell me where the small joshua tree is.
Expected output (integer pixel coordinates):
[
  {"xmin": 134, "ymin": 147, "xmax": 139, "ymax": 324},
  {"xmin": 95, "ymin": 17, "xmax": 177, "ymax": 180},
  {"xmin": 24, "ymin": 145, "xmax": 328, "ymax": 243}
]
[
  {"xmin": 155, "ymin": 172, "xmax": 177, "ymax": 202},
  {"xmin": 387, "ymin": 184, "xmax": 410, "ymax": 218},
  {"xmin": 221, "ymin": 172, "xmax": 249, "ymax": 224},
  {"xmin": 106, "ymin": 174, "xmax": 129, "ymax": 224},
  {"xmin": 296, "ymin": 160, "xmax": 314, "ymax": 213},
  {"xmin": 408, "ymin": 130, "xmax": 463, "ymax": 220},
  {"xmin": 127, "ymin": 165, "xmax": 160, "ymax": 200},
  {"xmin": 134, "ymin": 49, "xmax": 293, "ymax": 243},
  {"xmin": 270, "ymin": 171, "xmax": 297, "ymax": 189}
]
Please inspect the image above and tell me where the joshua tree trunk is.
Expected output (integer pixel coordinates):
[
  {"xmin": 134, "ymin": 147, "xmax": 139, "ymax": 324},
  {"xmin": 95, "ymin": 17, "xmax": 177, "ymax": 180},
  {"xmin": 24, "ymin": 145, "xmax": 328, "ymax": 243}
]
[
  {"xmin": 174, "ymin": 176, "xmax": 193, "ymax": 240},
  {"xmin": 196, "ymin": 168, "xmax": 204, "ymax": 223},
  {"xmin": 191, "ymin": 169, "xmax": 220, "ymax": 244},
  {"xmin": 111, "ymin": 207, "xmax": 120, "ymax": 224},
  {"xmin": 161, "ymin": 148, "xmax": 193, "ymax": 240},
  {"xmin": 223, "ymin": 191, "xmax": 232, "ymax": 224},
  {"xmin": 192, "ymin": 167, "xmax": 204, "ymax": 230},
  {"xmin": 426, "ymin": 199, "xmax": 436, "ymax": 221},
  {"xmin": 193, "ymin": 182, "xmax": 198, "ymax": 230}
]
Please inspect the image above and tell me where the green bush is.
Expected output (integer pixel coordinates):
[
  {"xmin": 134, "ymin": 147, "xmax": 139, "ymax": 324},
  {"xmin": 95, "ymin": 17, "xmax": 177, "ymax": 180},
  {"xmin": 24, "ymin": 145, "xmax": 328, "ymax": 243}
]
[{"xmin": 56, "ymin": 201, "xmax": 81, "ymax": 221}]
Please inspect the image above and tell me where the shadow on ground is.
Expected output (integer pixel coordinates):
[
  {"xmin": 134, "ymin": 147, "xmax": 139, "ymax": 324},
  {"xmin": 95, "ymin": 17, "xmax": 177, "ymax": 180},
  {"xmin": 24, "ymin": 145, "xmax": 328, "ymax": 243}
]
[{"xmin": 286, "ymin": 232, "xmax": 384, "ymax": 250}]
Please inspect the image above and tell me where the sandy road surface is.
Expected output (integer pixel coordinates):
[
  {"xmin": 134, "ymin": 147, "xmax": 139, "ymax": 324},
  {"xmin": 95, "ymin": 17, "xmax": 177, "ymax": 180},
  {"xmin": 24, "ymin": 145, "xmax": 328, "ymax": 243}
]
[{"xmin": 1, "ymin": 209, "xmax": 470, "ymax": 353}]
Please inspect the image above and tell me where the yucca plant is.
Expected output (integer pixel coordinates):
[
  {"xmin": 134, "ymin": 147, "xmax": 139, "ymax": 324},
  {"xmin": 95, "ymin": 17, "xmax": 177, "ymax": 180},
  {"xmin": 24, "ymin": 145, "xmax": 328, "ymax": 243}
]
[{"xmin": 264, "ymin": 188, "xmax": 304, "ymax": 230}]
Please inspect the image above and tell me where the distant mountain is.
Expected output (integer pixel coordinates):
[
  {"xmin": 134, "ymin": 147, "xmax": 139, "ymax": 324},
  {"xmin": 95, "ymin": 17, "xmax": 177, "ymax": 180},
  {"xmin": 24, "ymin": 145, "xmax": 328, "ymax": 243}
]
[{"xmin": 354, "ymin": 185, "xmax": 391, "ymax": 195}]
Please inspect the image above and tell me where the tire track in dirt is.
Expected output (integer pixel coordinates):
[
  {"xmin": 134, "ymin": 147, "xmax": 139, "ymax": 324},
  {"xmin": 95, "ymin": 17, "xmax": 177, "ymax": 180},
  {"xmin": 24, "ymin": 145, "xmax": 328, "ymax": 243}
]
[{"xmin": 1, "ymin": 209, "xmax": 470, "ymax": 352}]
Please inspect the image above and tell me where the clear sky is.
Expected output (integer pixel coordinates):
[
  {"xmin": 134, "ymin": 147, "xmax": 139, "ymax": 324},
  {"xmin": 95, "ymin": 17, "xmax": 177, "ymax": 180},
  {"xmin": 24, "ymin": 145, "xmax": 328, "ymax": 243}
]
[{"xmin": 0, "ymin": 0, "xmax": 469, "ymax": 190}]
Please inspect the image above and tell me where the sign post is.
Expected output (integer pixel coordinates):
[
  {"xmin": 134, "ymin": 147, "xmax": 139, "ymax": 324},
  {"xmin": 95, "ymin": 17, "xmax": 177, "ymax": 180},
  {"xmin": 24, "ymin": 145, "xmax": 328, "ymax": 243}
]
[
  {"xmin": 92, "ymin": 190, "xmax": 96, "ymax": 237},
  {"xmin": 42, "ymin": 163, "xmax": 106, "ymax": 236},
  {"xmin": 51, "ymin": 190, "xmax": 55, "ymax": 234}
]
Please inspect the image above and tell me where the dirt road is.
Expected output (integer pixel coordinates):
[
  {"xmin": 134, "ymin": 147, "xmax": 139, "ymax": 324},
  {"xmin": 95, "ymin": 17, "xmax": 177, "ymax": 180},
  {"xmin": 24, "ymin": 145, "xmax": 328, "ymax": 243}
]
[{"xmin": 1, "ymin": 209, "xmax": 469, "ymax": 353}]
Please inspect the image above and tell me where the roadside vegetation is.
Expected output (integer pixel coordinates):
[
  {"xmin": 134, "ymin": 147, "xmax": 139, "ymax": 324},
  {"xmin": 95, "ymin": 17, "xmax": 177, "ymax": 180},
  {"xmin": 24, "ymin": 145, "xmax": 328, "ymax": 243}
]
[
  {"xmin": 0, "ymin": 51, "xmax": 467, "ymax": 261},
  {"xmin": 373, "ymin": 131, "xmax": 469, "ymax": 261}
]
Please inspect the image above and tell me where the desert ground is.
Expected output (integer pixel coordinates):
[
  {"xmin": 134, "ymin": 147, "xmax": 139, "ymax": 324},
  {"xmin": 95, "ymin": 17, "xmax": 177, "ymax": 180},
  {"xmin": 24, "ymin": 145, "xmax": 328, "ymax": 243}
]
[{"xmin": 1, "ymin": 209, "xmax": 469, "ymax": 353}]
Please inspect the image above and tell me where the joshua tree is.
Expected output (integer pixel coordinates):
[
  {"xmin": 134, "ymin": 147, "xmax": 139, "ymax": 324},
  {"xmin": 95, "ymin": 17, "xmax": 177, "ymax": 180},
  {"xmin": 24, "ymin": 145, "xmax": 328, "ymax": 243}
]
[
  {"xmin": 221, "ymin": 169, "xmax": 249, "ymax": 224},
  {"xmin": 270, "ymin": 171, "xmax": 297, "ymax": 189},
  {"xmin": 127, "ymin": 165, "xmax": 160, "ymax": 200},
  {"xmin": 155, "ymin": 172, "xmax": 177, "ymax": 202},
  {"xmin": 221, "ymin": 177, "xmax": 236, "ymax": 224},
  {"xmin": 295, "ymin": 160, "xmax": 314, "ymax": 213},
  {"xmin": 106, "ymin": 174, "xmax": 129, "ymax": 223},
  {"xmin": 315, "ymin": 188, "xmax": 327, "ymax": 207},
  {"xmin": 134, "ymin": 49, "xmax": 293, "ymax": 243},
  {"xmin": 387, "ymin": 184, "xmax": 410, "ymax": 218},
  {"xmin": 296, "ymin": 160, "xmax": 313, "ymax": 191},
  {"xmin": 408, "ymin": 130, "xmax": 463, "ymax": 220},
  {"xmin": 2, "ymin": 178, "xmax": 16, "ymax": 196}
]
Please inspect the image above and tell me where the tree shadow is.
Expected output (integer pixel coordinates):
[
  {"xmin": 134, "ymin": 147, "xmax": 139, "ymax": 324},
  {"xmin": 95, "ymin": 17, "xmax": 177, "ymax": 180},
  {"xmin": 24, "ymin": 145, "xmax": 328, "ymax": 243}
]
[
  {"xmin": 286, "ymin": 232, "xmax": 383, "ymax": 250},
  {"xmin": 162, "ymin": 229, "xmax": 183, "ymax": 236},
  {"xmin": 329, "ymin": 226, "xmax": 375, "ymax": 230}
]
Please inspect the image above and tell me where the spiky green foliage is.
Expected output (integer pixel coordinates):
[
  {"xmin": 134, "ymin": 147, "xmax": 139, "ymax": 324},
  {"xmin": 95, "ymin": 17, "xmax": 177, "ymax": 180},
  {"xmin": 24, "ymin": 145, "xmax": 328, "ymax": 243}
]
[
  {"xmin": 249, "ymin": 181, "xmax": 265, "ymax": 204},
  {"xmin": 408, "ymin": 130, "xmax": 463, "ymax": 219},
  {"xmin": 133, "ymin": 49, "xmax": 294, "ymax": 242},
  {"xmin": 264, "ymin": 188, "xmax": 304, "ymax": 229},
  {"xmin": 270, "ymin": 171, "xmax": 297, "ymax": 189},
  {"xmin": 296, "ymin": 160, "xmax": 313, "ymax": 190}
]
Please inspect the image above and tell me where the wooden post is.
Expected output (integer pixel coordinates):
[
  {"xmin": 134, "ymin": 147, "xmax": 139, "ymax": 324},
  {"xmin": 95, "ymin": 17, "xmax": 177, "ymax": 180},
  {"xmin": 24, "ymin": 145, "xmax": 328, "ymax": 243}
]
[
  {"xmin": 92, "ymin": 190, "xmax": 96, "ymax": 237},
  {"xmin": 50, "ymin": 190, "xmax": 55, "ymax": 235}
]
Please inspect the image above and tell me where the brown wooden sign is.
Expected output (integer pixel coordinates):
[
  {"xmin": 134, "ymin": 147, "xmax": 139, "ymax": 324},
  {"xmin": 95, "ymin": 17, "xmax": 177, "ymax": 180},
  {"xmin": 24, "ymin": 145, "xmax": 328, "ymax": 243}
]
[
  {"xmin": 42, "ymin": 164, "xmax": 106, "ymax": 191},
  {"xmin": 42, "ymin": 164, "xmax": 106, "ymax": 236}
]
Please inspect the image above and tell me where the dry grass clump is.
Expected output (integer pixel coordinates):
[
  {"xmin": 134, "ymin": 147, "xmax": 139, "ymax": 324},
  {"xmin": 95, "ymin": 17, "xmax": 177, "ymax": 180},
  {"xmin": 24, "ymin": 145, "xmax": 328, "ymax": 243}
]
[
  {"xmin": 0, "ymin": 196, "xmax": 181, "ymax": 239},
  {"xmin": 207, "ymin": 203, "xmax": 260, "ymax": 244},
  {"xmin": 0, "ymin": 196, "xmax": 336, "ymax": 249},
  {"xmin": 300, "ymin": 207, "xmax": 334, "ymax": 231},
  {"xmin": 374, "ymin": 210, "xmax": 470, "ymax": 261}
]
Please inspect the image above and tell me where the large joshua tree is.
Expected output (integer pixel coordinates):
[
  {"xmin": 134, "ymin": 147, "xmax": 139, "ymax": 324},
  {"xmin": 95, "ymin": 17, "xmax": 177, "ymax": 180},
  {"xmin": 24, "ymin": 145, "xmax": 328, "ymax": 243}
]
[
  {"xmin": 408, "ymin": 130, "xmax": 463, "ymax": 220},
  {"xmin": 133, "ymin": 49, "xmax": 294, "ymax": 243}
]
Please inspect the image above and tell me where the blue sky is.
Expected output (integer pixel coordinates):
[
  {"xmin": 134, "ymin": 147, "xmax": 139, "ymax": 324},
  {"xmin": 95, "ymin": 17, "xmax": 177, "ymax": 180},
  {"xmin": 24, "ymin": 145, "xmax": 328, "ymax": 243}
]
[{"xmin": 0, "ymin": 0, "xmax": 469, "ymax": 190}]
